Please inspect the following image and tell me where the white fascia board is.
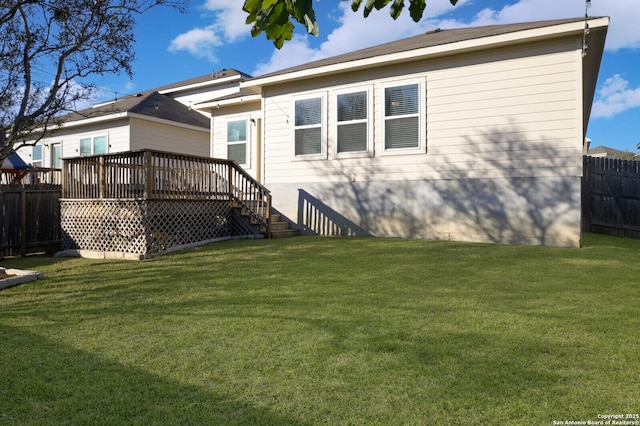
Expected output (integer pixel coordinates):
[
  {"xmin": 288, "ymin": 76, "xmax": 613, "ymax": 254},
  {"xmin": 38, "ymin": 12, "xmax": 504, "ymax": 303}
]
[
  {"xmin": 127, "ymin": 112, "xmax": 210, "ymax": 133},
  {"xmin": 243, "ymin": 18, "xmax": 609, "ymax": 90},
  {"xmin": 158, "ymin": 75, "xmax": 243, "ymax": 95},
  {"xmin": 57, "ymin": 111, "xmax": 209, "ymax": 133},
  {"xmin": 196, "ymin": 94, "xmax": 262, "ymax": 111},
  {"xmin": 58, "ymin": 112, "xmax": 128, "ymax": 129}
]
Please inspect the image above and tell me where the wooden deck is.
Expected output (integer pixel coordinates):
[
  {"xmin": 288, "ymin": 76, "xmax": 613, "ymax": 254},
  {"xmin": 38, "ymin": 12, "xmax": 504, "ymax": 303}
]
[{"xmin": 60, "ymin": 150, "xmax": 273, "ymax": 258}]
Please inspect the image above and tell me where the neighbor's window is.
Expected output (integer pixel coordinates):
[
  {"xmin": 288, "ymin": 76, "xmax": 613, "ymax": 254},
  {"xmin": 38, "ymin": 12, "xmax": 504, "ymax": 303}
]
[
  {"xmin": 294, "ymin": 96, "xmax": 324, "ymax": 157},
  {"xmin": 79, "ymin": 135, "xmax": 107, "ymax": 156},
  {"xmin": 336, "ymin": 90, "xmax": 369, "ymax": 154},
  {"xmin": 384, "ymin": 83, "xmax": 420, "ymax": 150},
  {"xmin": 32, "ymin": 145, "xmax": 42, "ymax": 167},
  {"xmin": 51, "ymin": 143, "xmax": 62, "ymax": 168},
  {"xmin": 227, "ymin": 119, "xmax": 247, "ymax": 165}
]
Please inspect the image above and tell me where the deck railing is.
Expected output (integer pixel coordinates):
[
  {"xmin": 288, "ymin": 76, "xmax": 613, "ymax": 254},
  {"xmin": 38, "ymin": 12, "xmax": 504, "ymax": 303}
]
[
  {"xmin": 61, "ymin": 150, "xmax": 271, "ymax": 234},
  {"xmin": 1, "ymin": 168, "xmax": 61, "ymax": 185}
]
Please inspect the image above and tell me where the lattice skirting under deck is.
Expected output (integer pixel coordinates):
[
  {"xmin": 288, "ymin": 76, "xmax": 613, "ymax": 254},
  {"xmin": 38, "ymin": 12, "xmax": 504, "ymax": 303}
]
[{"xmin": 61, "ymin": 199, "xmax": 260, "ymax": 257}]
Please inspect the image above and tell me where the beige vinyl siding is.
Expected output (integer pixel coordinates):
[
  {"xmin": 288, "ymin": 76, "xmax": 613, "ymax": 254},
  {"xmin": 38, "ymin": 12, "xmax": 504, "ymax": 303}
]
[
  {"xmin": 129, "ymin": 118, "xmax": 209, "ymax": 157},
  {"xmin": 23, "ymin": 120, "xmax": 130, "ymax": 167},
  {"xmin": 261, "ymin": 37, "xmax": 582, "ymax": 186},
  {"xmin": 18, "ymin": 121, "xmax": 129, "ymax": 167},
  {"xmin": 210, "ymin": 102, "xmax": 262, "ymax": 177}
]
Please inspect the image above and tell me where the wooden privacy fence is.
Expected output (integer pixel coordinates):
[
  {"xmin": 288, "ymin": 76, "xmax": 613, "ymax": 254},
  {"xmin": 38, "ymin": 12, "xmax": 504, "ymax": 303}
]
[
  {"xmin": 583, "ymin": 156, "xmax": 640, "ymax": 238},
  {"xmin": 0, "ymin": 182, "xmax": 62, "ymax": 257},
  {"xmin": 61, "ymin": 150, "xmax": 271, "ymax": 258}
]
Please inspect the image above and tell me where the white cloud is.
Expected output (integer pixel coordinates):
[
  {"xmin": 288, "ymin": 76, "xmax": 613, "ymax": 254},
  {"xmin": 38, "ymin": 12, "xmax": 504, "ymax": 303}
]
[
  {"xmin": 165, "ymin": 0, "xmax": 636, "ymax": 72},
  {"xmin": 451, "ymin": 0, "xmax": 640, "ymax": 52},
  {"xmin": 169, "ymin": 27, "xmax": 221, "ymax": 61},
  {"xmin": 591, "ymin": 74, "xmax": 640, "ymax": 119},
  {"xmin": 252, "ymin": 36, "xmax": 322, "ymax": 77},
  {"xmin": 589, "ymin": 1, "xmax": 640, "ymax": 51},
  {"xmin": 252, "ymin": 0, "xmax": 464, "ymax": 75},
  {"xmin": 202, "ymin": 0, "xmax": 251, "ymax": 41},
  {"xmin": 168, "ymin": 0, "xmax": 250, "ymax": 62}
]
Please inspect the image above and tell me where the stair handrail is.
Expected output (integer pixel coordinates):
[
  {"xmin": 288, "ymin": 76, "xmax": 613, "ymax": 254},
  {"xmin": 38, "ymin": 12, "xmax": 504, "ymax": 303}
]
[{"xmin": 227, "ymin": 160, "xmax": 272, "ymax": 238}]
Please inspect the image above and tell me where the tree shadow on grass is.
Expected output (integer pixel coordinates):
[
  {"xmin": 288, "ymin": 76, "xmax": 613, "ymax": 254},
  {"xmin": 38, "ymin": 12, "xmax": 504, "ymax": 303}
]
[{"xmin": 0, "ymin": 325, "xmax": 306, "ymax": 426}]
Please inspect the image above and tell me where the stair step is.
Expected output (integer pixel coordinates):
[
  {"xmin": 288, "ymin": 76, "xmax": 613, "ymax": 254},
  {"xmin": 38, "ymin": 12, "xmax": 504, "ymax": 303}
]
[
  {"xmin": 270, "ymin": 221, "xmax": 291, "ymax": 231},
  {"xmin": 270, "ymin": 229, "xmax": 300, "ymax": 239}
]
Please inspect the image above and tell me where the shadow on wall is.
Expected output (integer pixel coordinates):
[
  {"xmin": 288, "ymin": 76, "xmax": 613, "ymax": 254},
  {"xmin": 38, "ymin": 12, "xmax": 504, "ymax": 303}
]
[{"xmin": 299, "ymin": 125, "xmax": 581, "ymax": 246}]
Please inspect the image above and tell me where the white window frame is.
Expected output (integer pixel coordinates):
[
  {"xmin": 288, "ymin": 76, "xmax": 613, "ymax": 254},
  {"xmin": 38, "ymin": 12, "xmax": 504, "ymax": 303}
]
[
  {"xmin": 226, "ymin": 117, "xmax": 249, "ymax": 167},
  {"xmin": 50, "ymin": 142, "xmax": 62, "ymax": 169},
  {"xmin": 31, "ymin": 144, "xmax": 43, "ymax": 167},
  {"xmin": 381, "ymin": 78, "xmax": 426, "ymax": 155},
  {"xmin": 292, "ymin": 92, "xmax": 327, "ymax": 160},
  {"xmin": 333, "ymin": 85, "xmax": 373, "ymax": 158},
  {"xmin": 79, "ymin": 134, "xmax": 108, "ymax": 156}
]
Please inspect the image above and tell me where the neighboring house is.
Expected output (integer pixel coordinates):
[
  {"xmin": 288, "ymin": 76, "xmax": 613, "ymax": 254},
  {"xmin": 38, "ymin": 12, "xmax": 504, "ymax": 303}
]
[
  {"xmin": 588, "ymin": 145, "xmax": 634, "ymax": 159},
  {"xmin": 16, "ymin": 69, "xmax": 250, "ymax": 168},
  {"xmin": 199, "ymin": 17, "xmax": 609, "ymax": 247}
]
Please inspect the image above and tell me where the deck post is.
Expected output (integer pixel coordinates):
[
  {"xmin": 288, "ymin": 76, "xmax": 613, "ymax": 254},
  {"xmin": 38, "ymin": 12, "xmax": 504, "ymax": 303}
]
[
  {"xmin": 144, "ymin": 150, "xmax": 153, "ymax": 199},
  {"xmin": 228, "ymin": 162, "xmax": 233, "ymax": 204},
  {"xmin": 99, "ymin": 155, "xmax": 106, "ymax": 199}
]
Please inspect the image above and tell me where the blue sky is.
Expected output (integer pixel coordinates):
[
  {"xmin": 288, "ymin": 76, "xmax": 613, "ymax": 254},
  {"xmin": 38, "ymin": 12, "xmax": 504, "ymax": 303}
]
[{"xmin": 92, "ymin": 0, "xmax": 640, "ymax": 153}]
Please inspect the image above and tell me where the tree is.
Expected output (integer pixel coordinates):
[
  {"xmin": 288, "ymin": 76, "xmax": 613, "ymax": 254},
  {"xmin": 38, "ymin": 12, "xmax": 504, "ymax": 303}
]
[
  {"xmin": 244, "ymin": 0, "xmax": 459, "ymax": 49},
  {"xmin": 0, "ymin": 0, "xmax": 186, "ymax": 162}
]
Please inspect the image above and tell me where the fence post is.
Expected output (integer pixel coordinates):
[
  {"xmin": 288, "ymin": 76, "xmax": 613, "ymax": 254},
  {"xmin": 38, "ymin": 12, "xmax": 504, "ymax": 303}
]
[
  {"xmin": 582, "ymin": 156, "xmax": 592, "ymax": 233},
  {"xmin": 20, "ymin": 185, "xmax": 26, "ymax": 256}
]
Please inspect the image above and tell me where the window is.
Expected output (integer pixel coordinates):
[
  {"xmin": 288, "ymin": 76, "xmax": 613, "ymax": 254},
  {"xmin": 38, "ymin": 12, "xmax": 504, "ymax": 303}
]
[
  {"xmin": 336, "ymin": 90, "xmax": 370, "ymax": 154},
  {"xmin": 79, "ymin": 135, "xmax": 107, "ymax": 156},
  {"xmin": 384, "ymin": 83, "xmax": 421, "ymax": 151},
  {"xmin": 32, "ymin": 145, "xmax": 42, "ymax": 167},
  {"xmin": 294, "ymin": 96, "xmax": 324, "ymax": 157},
  {"xmin": 227, "ymin": 119, "xmax": 247, "ymax": 165},
  {"xmin": 51, "ymin": 143, "xmax": 61, "ymax": 168}
]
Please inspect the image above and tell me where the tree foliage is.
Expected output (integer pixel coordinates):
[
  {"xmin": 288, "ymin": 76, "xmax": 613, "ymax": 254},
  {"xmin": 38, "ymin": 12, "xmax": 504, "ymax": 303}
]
[
  {"xmin": 0, "ymin": 0, "xmax": 186, "ymax": 162},
  {"xmin": 244, "ymin": 0, "xmax": 458, "ymax": 49}
]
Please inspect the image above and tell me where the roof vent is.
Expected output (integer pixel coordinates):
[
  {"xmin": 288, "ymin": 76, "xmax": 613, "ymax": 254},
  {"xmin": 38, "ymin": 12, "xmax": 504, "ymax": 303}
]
[
  {"xmin": 427, "ymin": 28, "xmax": 442, "ymax": 34},
  {"xmin": 135, "ymin": 93, "xmax": 143, "ymax": 97}
]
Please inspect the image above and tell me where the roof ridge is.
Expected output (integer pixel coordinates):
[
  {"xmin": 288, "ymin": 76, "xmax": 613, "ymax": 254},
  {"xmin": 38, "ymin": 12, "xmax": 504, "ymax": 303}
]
[{"xmin": 249, "ymin": 17, "xmax": 602, "ymax": 81}]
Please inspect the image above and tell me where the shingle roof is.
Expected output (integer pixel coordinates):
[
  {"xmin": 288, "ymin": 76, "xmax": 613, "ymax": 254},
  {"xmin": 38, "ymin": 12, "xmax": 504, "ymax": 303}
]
[
  {"xmin": 252, "ymin": 17, "xmax": 593, "ymax": 80},
  {"xmin": 153, "ymin": 68, "xmax": 252, "ymax": 93},
  {"xmin": 59, "ymin": 68, "xmax": 253, "ymax": 128},
  {"xmin": 588, "ymin": 146, "xmax": 630, "ymax": 159},
  {"xmin": 63, "ymin": 91, "xmax": 210, "ymax": 129}
]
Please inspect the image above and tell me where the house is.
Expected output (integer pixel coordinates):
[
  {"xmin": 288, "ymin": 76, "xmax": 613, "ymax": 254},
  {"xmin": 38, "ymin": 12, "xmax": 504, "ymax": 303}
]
[
  {"xmin": 587, "ymin": 145, "xmax": 634, "ymax": 159},
  {"xmin": 21, "ymin": 17, "xmax": 609, "ymax": 250},
  {"xmin": 197, "ymin": 17, "xmax": 609, "ymax": 247},
  {"xmin": 16, "ymin": 69, "xmax": 251, "ymax": 168}
]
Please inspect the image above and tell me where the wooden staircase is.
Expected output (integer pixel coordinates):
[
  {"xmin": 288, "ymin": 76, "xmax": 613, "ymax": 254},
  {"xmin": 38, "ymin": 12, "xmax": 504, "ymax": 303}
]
[
  {"xmin": 234, "ymin": 202, "xmax": 299, "ymax": 239},
  {"xmin": 269, "ymin": 212, "xmax": 299, "ymax": 239}
]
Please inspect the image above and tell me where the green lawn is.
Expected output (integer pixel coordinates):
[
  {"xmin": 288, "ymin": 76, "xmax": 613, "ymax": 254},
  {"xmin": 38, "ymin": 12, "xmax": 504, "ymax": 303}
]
[{"xmin": 1, "ymin": 234, "xmax": 638, "ymax": 425}]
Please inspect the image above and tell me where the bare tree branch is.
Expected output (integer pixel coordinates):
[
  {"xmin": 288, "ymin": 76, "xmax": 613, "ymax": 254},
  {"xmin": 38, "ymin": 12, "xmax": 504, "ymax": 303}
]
[{"xmin": 0, "ymin": 0, "xmax": 188, "ymax": 161}]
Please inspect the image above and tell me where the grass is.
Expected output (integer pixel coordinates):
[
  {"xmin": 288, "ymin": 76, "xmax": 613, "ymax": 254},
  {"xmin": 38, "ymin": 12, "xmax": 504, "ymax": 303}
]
[{"xmin": 1, "ymin": 233, "xmax": 639, "ymax": 425}]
